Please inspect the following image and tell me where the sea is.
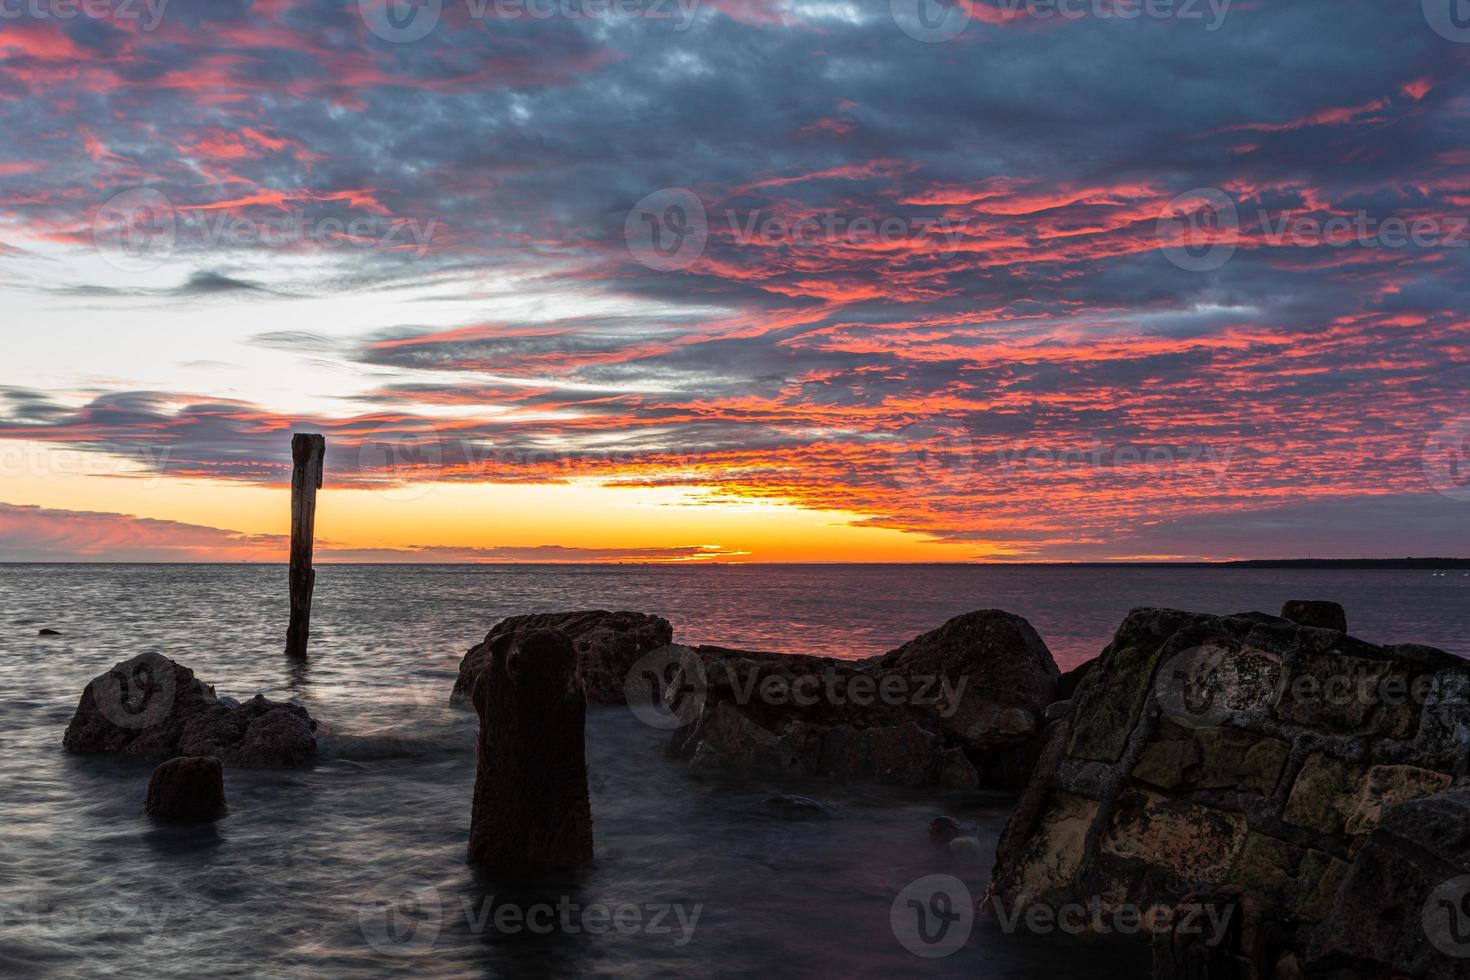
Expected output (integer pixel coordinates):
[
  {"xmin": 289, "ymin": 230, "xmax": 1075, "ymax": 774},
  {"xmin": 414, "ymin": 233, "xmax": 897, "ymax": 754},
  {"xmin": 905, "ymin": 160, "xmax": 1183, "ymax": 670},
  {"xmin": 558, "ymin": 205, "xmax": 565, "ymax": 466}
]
[{"xmin": 1, "ymin": 563, "xmax": 1466, "ymax": 978}]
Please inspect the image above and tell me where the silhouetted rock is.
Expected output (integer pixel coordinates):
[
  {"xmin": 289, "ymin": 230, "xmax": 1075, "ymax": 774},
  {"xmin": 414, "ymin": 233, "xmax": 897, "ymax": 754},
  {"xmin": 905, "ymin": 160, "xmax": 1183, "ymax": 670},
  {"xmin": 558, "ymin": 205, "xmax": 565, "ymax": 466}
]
[
  {"xmin": 145, "ymin": 756, "xmax": 227, "ymax": 822},
  {"xmin": 1281, "ymin": 599, "xmax": 1347, "ymax": 633},
  {"xmin": 468, "ymin": 628, "xmax": 593, "ymax": 870},
  {"xmin": 1057, "ymin": 657, "xmax": 1097, "ymax": 700},
  {"xmin": 669, "ymin": 610, "xmax": 1058, "ymax": 789},
  {"xmin": 988, "ymin": 606, "xmax": 1469, "ymax": 979},
  {"xmin": 63, "ymin": 652, "xmax": 317, "ymax": 767},
  {"xmin": 453, "ymin": 610, "xmax": 672, "ymax": 706},
  {"xmin": 38, "ymin": 628, "xmax": 61, "ymax": 636}
]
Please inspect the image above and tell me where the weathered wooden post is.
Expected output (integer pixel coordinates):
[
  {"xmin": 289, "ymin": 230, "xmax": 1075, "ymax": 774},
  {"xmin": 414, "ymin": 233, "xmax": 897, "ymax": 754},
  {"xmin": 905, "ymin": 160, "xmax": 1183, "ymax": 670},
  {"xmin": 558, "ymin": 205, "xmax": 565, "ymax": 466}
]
[{"xmin": 286, "ymin": 433, "xmax": 325, "ymax": 660}]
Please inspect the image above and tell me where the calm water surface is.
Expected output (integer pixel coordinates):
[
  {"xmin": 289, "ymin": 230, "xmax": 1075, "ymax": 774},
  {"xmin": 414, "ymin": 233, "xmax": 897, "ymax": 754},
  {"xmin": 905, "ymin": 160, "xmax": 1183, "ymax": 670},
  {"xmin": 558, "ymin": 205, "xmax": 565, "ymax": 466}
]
[{"xmin": 1, "ymin": 564, "xmax": 1465, "ymax": 978}]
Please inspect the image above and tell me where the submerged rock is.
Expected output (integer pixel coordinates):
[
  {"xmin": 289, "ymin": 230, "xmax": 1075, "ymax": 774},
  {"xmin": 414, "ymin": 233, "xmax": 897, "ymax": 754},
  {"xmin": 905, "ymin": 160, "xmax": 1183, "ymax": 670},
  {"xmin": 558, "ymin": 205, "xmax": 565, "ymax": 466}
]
[
  {"xmin": 1281, "ymin": 599, "xmax": 1348, "ymax": 633},
  {"xmin": 468, "ymin": 628, "xmax": 593, "ymax": 870},
  {"xmin": 63, "ymin": 652, "xmax": 317, "ymax": 767},
  {"xmin": 987, "ymin": 606, "xmax": 1470, "ymax": 979},
  {"xmin": 453, "ymin": 610, "xmax": 672, "ymax": 706},
  {"xmin": 668, "ymin": 610, "xmax": 1059, "ymax": 789},
  {"xmin": 145, "ymin": 756, "xmax": 227, "ymax": 822}
]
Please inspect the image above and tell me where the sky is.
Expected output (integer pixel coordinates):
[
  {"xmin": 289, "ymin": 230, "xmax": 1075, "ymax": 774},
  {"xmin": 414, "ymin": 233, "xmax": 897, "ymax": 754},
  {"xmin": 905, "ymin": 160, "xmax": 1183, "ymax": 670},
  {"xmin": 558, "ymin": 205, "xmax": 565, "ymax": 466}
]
[{"xmin": 1, "ymin": 0, "xmax": 1470, "ymax": 562}]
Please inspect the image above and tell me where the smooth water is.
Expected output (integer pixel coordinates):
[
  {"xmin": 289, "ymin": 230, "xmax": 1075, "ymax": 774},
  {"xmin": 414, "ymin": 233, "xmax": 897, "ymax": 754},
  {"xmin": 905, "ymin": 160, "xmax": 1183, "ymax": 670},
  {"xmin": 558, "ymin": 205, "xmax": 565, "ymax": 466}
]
[{"xmin": 1, "ymin": 564, "xmax": 1465, "ymax": 978}]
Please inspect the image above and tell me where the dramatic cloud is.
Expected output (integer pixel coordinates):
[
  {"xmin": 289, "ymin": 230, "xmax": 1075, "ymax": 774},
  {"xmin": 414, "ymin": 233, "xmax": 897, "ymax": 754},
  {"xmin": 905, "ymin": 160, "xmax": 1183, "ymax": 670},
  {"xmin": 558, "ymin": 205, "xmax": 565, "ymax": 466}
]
[{"xmin": 2, "ymin": 0, "xmax": 1469, "ymax": 559}]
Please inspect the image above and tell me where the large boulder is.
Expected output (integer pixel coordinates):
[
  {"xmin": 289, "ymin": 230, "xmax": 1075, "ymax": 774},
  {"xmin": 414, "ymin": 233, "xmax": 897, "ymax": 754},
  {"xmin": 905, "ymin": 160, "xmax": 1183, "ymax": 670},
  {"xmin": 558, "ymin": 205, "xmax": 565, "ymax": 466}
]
[
  {"xmin": 452, "ymin": 610, "xmax": 672, "ymax": 706},
  {"xmin": 145, "ymin": 756, "xmax": 227, "ymax": 822},
  {"xmin": 987, "ymin": 605, "xmax": 1470, "ymax": 978},
  {"xmin": 1301, "ymin": 787, "xmax": 1470, "ymax": 978},
  {"xmin": 876, "ymin": 609, "xmax": 1059, "ymax": 754},
  {"xmin": 64, "ymin": 652, "xmax": 317, "ymax": 767},
  {"xmin": 667, "ymin": 610, "xmax": 1059, "ymax": 789},
  {"xmin": 467, "ymin": 628, "xmax": 593, "ymax": 870},
  {"xmin": 1281, "ymin": 600, "xmax": 1348, "ymax": 633}
]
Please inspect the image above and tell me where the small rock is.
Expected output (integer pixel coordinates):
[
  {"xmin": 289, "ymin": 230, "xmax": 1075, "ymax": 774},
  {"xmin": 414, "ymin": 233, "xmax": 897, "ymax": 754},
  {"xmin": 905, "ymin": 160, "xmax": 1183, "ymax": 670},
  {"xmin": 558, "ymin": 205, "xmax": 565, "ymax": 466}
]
[
  {"xmin": 145, "ymin": 756, "xmax": 227, "ymax": 822},
  {"xmin": 929, "ymin": 815, "xmax": 964, "ymax": 841},
  {"xmin": 38, "ymin": 628, "xmax": 61, "ymax": 636},
  {"xmin": 1043, "ymin": 699, "xmax": 1073, "ymax": 723},
  {"xmin": 1280, "ymin": 600, "xmax": 1347, "ymax": 633}
]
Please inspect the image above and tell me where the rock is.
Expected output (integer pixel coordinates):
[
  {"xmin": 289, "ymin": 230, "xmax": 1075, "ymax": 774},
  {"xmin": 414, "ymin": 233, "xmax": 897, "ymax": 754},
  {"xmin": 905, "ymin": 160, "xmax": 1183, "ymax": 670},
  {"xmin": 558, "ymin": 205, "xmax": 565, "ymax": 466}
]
[
  {"xmin": 988, "ymin": 606, "xmax": 1469, "ymax": 975},
  {"xmin": 669, "ymin": 610, "xmax": 1059, "ymax": 789},
  {"xmin": 467, "ymin": 628, "xmax": 593, "ymax": 870},
  {"xmin": 1057, "ymin": 657, "xmax": 1097, "ymax": 700},
  {"xmin": 144, "ymin": 756, "xmax": 227, "ymax": 822},
  {"xmin": 1281, "ymin": 600, "xmax": 1347, "ymax": 633},
  {"xmin": 453, "ymin": 610, "xmax": 672, "ymax": 706},
  {"xmin": 1301, "ymin": 786, "xmax": 1470, "ymax": 978},
  {"xmin": 929, "ymin": 815, "xmax": 965, "ymax": 841},
  {"xmin": 1043, "ymin": 700, "xmax": 1072, "ymax": 723},
  {"xmin": 63, "ymin": 652, "xmax": 317, "ymax": 767},
  {"xmin": 38, "ymin": 628, "xmax": 61, "ymax": 636}
]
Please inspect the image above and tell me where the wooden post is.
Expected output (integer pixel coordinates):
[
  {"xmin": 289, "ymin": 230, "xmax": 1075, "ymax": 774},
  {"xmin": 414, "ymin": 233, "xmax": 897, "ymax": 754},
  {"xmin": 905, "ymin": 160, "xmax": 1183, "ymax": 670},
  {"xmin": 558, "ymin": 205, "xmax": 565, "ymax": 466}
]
[{"xmin": 286, "ymin": 433, "xmax": 325, "ymax": 659}]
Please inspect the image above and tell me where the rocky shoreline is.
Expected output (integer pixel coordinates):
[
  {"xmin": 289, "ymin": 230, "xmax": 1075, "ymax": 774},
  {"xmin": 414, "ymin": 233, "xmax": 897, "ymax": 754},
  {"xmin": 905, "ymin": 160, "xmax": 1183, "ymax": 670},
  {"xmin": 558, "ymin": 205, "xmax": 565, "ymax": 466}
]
[{"xmin": 62, "ymin": 600, "xmax": 1470, "ymax": 977}]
